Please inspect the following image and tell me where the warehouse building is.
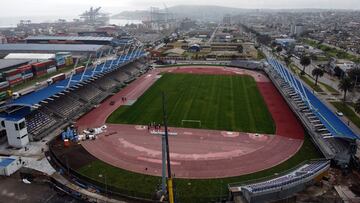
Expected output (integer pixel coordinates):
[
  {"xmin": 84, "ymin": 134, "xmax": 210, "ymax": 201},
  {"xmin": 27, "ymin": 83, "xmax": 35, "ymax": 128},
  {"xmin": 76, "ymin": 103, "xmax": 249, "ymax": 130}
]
[
  {"xmin": 25, "ymin": 36, "xmax": 115, "ymax": 46},
  {"xmin": 0, "ymin": 44, "xmax": 110, "ymax": 58},
  {"xmin": 0, "ymin": 59, "xmax": 31, "ymax": 72},
  {"xmin": 4, "ymin": 53, "xmax": 56, "ymax": 63}
]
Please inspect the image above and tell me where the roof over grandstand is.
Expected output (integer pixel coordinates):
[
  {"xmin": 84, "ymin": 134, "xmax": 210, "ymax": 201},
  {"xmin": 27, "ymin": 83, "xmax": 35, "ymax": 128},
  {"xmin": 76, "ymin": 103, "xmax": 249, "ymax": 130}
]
[
  {"xmin": 0, "ymin": 44, "xmax": 108, "ymax": 52},
  {"xmin": 5, "ymin": 53, "xmax": 55, "ymax": 60},
  {"xmin": 25, "ymin": 36, "xmax": 114, "ymax": 42},
  {"xmin": 4, "ymin": 51, "xmax": 145, "ymax": 108},
  {"xmin": 267, "ymin": 57, "xmax": 359, "ymax": 140},
  {"xmin": 0, "ymin": 59, "xmax": 31, "ymax": 70}
]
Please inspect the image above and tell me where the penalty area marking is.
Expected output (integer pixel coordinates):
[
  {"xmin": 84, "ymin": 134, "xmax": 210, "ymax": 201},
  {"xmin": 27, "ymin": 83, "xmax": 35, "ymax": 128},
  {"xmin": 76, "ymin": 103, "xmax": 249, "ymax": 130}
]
[{"xmin": 181, "ymin": 120, "xmax": 201, "ymax": 128}]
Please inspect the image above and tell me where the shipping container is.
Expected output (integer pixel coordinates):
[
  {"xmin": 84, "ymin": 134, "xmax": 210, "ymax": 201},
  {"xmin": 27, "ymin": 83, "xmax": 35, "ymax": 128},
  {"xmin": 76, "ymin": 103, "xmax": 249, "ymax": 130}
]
[
  {"xmin": 3, "ymin": 69, "xmax": 22, "ymax": 77},
  {"xmin": 6, "ymin": 73, "xmax": 22, "ymax": 82},
  {"xmin": 47, "ymin": 66, "xmax": 57, "ymax": 74},
  {"xmin": 32, "ymin": 60, "xmax": 56, "ymax": 70},
  {"xmin": 34, "ymin": 70, "xmax": 47, "ymax": 77},
  {"xmin": 48, "ymin": 73, "xmax": 66, "ymax": 84},
  {"xmin": 22, "ymin": 73, "xmax": 34, "ymax": 80},
  {"xmin": 0, "ymin": 81, "xmax": 9, "ymax": 92},
  {"xmin": 57, "ymin": 64, "xmax": 66, "ymax": 69},
  {"xmin": 0, "ymin": 91, "xmax": 8, "ymax": 100},
  {"xmin": 18, "ymin": 64, "xmax": 32, "ymax": 72},
  {"xmin": 0, "ymin": 81, "xmax": 9, "ymax": 89},
  {"xmin": 8, "ymin": 77, "xmax": 23, "ymax": 86},
  {"xmin": 56, "ymin": 57, "xmax": 66, "ymax": 67},
  {"xmin": 74, "ymin": 66, "xmax": 85, "ymax": 74}
]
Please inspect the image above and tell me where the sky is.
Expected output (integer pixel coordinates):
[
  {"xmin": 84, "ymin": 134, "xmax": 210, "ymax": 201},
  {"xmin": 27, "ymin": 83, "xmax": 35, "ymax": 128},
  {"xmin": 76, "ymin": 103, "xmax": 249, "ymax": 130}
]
[{"xmin": 0, "ymin": 0, "xmax": 359, "ymax": 18}]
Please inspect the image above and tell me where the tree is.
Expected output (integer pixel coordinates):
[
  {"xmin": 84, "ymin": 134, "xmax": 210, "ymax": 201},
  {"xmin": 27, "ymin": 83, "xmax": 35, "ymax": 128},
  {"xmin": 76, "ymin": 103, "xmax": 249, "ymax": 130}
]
[
  {"xmin": 276, "ymin": 46, "xmax": 283, "ymax": 53},
  {"xmin": 237, "ymin": 45, "xmax": 244, "ymax": 53},
  {"xmin": 355, "ymin": 99, "xmax": 360, "ymax": 114},
  {"xmin": 347, "ymin": 67, "xmax": 360, "ymax": 86},
  {"xmin": 311, "ymin": 68, "xmax": 324, "ymax": 86},
  {"xmin": 300, "ymin": 56, "xmax": 311, "ymax": 75},
  {"xmin": 284, "ymin": 55, "xmax": 292, "ymax": 67},
  {"xmin": 334, "ymin": 66, "xmax": 343, "ymax": 78},
  {"xmin": 271, "ymin": 41, "xmax": 277, "ymax": 47},
  {"xmin": 163, "ymin": 37, "xmax": 170, "ymax": 46},
  {"xmin": 338, "ymin": 77, "xmax": 353, "ymax": 102}
]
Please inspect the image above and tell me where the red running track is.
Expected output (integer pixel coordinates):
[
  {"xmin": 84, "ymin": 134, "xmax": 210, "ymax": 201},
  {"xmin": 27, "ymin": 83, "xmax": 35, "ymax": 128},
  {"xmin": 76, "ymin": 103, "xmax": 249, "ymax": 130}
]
[{"xmin": 78, "ymin": 66, "xmax": 304, "ymax": 179}]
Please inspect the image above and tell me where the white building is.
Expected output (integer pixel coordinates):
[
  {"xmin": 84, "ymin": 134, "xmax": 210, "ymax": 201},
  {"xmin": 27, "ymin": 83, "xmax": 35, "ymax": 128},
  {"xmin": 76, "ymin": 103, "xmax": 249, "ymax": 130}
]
[
  {"xmin": 4, "ymin": 53, "xmax": 55, "ymax": 63},
  {"xmin": 0, "ymin": 156, "xmax": 21, "ymax": 176},
  {"xmin": 223, "ymin": 14, "xmax": 232, "ymax": 25},
  {"xmin": 0, "ymin": 117, "xmax": 29, "ymax": 148},
  {"xmin": 291, "ymin": 24, "xmax": 306, "ymax": 37}
]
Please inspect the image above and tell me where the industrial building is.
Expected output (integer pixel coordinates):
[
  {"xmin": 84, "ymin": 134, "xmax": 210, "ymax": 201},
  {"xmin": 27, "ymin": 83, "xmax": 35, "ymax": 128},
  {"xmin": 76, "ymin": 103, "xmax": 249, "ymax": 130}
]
[
  {"xmin": 0, "ymin": 156, "xmax": 21, "ymax": 176},
  {"xmin": 25, "ymin": 36, "xmax": 115, "ymax": 46},
  {"xmin": 4, "ymin": 53, "xmax": 56, "ymax": 62},
  {"xmin": 0, "ymin": 44, "xmax": 110, "ymax": 58},
  {"xmin": 0, "ymin": 59, "xmax": 31, "ymax": 72}
]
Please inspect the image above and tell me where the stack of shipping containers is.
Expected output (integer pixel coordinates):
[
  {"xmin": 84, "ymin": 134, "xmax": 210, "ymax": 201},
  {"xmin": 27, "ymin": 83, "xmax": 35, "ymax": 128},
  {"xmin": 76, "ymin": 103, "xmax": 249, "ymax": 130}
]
[
  {"xmin": 56, "ymin": 52, "xmax": 73, "ymax": 69},
  {"xmin": 18, "ymin": 64, "xmax": 33, "ymax": 81},
  {"xmin": 32, "ymin": 60, "xmax": 56, "ymax": 76},
  {"xmin": 0, "ymin": 52, "xmax": 77, "ymax": 102},
  {"xmin": 4, "ymin": 69, "xmax": 23, "ymax": 86},
  {"xmin": 0, "ymin": 74, "xmax": 9, "ymax": 100}
]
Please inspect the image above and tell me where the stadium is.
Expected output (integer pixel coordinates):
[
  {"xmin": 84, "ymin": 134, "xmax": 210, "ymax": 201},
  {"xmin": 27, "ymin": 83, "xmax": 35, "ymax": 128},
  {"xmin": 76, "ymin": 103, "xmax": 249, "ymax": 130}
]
[
  {"xmin": 0, "ymin": 46, "xmax": 357, "ymax": 202},
  {"xmin": 47, "ymin": 61, "xmax": 327, "ymax": 203}
]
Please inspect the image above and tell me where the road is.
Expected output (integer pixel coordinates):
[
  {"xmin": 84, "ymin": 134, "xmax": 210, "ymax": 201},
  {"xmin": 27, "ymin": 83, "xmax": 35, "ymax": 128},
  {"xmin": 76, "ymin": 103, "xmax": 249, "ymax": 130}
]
[
  {"xmin": 207, "ymin": 24, "xmax": 220, "ymax": 45},
  {"xmin": 291, "ymin": 57, "xmax": 339, "ymax": 91}
]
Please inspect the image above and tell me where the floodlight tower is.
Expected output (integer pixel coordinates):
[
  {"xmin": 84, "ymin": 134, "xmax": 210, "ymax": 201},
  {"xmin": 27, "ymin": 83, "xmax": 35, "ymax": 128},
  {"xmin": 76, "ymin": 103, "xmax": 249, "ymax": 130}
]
[{"xmin": 161, "ymin": 92, "xmax": 175, "ymax": 203}]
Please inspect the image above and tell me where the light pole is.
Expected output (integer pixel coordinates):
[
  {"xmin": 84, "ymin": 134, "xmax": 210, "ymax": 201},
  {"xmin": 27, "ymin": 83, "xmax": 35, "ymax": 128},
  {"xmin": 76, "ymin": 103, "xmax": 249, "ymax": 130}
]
[{"xmin": 99, "ymin": 174, "xmax": 108, "ymax": 201}]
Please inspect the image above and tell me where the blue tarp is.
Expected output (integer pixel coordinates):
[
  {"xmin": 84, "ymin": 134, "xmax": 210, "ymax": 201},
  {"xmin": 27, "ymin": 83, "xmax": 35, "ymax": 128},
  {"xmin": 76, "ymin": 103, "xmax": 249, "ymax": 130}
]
[
  {"xmin": 6, "ymin": 51, "xmax": 145, "ymax": 108},
  {"xmin": 268, "ymin": 58, "xmax": 359, "ymax": 140}
]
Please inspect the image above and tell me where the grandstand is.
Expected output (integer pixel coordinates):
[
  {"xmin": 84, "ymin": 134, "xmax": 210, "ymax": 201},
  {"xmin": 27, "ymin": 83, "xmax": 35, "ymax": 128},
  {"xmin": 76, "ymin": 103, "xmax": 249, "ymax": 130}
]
[
  {"xmin": 229, "ymin": 60, "xmax": 263, "ymax": 70},
  {"xmin": 265, "ymin": 56, "xmax": 358, "ymax": 166},
  {"xmin": 0, "ymin": 48, "xmax": 148, "ymax": 143},
  {"xmin": 229, "ymin": 160, "xmax": 330, "ymax": 203},
  {"xmin": 225, "ymin": 53, "xmax": 359, "ymax": 203}
]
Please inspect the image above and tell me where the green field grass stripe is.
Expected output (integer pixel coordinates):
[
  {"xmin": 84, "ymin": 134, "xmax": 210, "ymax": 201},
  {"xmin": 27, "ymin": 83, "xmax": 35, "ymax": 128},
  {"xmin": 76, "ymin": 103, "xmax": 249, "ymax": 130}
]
[{"xmin": 107, "ymin": 73, "xmax": 275, "ymax": 134}]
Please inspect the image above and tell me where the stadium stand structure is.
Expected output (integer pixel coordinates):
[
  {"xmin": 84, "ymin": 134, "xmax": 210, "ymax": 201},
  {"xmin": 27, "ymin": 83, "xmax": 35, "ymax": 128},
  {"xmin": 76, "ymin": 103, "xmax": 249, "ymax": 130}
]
[
  {"xmin": 229, "ymin": 160, "xmax": 330, "ymax": 203},
  {"xmin": 0, "ymin": 48, "xmax": 149, "ymax": 143},
  {"xmin": 228, "ymin": 52, "xmax": 358, "ymax": 203},
  {"xmin": 229, "ymin": 60, "xmax": 264, "ymax": 70},
  {"xmin": 265, "ymin": 56, "xmax": 358, "ymax": 166}
]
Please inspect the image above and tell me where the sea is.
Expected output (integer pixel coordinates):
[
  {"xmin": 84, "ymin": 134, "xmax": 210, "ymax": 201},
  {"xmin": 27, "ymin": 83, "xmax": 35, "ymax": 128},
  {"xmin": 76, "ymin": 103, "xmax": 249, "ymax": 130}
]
[{"xmin": 0, "ymin": 16, "xmax": 142, "ymax": 28}]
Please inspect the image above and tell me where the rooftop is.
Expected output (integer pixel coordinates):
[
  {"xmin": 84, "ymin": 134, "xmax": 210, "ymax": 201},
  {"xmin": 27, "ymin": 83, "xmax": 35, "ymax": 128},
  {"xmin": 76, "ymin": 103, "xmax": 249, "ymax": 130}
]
[
  {"xmin": 0, "ymin": 59, "xmax": 31, "ymax": 70},
  {"xmin": 5, "ymin": 53, "xmax": 56, "ymax": 60},
  {"xmin": 0, "ymin": 157, "xmax": 16, "ymax": 168},
  {"xmin": 0, "ymin": 44, "xmax": 106, "ymax": 52},
  {"xmin": 25, "ymin": 36, "xmax": 114, "ymax": 42}
]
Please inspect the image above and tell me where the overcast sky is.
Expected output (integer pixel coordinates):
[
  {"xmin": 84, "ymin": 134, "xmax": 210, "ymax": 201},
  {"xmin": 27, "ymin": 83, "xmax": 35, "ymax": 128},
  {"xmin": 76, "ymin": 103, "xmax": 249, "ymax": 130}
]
[{"xmin": 0, "ymin": 0, "xmax": 359, "ymax": 17}]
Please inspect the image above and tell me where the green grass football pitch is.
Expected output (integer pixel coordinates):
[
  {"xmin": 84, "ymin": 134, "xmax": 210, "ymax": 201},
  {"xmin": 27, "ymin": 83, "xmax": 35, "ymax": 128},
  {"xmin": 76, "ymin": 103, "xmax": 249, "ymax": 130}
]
[{"xmin": 107, "ymin": 73, "xmax": 275, "ymax": 134}]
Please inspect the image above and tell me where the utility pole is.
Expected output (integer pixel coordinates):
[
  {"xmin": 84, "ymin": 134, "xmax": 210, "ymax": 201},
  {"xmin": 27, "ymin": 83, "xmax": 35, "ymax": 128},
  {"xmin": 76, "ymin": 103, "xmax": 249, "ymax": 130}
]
[{"xmin": 162, "ymin": 92, "xmax": 175, "ymax": 203}]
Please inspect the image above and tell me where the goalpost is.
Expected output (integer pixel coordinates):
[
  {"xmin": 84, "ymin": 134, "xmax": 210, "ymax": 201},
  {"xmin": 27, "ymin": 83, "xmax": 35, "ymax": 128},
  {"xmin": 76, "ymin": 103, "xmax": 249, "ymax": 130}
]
[{"xmin": 181, "ymin": 120, "xmax": 202, "ymax": 128}]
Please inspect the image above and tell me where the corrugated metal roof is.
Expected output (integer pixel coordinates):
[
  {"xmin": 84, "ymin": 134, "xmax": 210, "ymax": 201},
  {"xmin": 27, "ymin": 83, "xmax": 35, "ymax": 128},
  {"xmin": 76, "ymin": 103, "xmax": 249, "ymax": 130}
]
[
  {"xmin": 0, "ymin": 44, "xmax": 106, "ymax": 52},
  {"xmin": 25, "ymin": 36, "xmax": 114, "ymax": 41},
  {"xmin": 5, "ymin": 53, "xmax": 55, "ymax": 60},
  {"xmin": 0, "ymin": 59, "xmax": 31, "ymax": 70},
  {"xmin": 0, "ymin": 157, "xmax": 15, "ymax": 168}
]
